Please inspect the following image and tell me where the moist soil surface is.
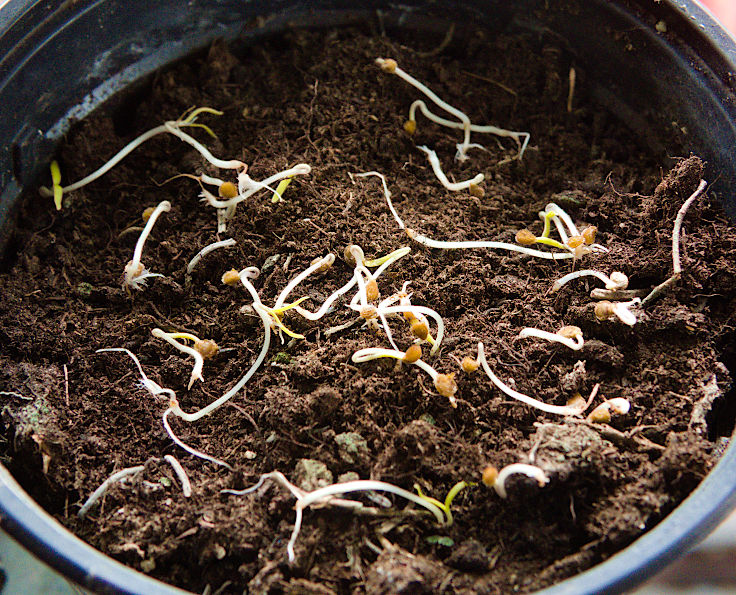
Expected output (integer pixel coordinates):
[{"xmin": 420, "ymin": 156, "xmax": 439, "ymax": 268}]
[{"xmin": 1, "ymin": 25, "xmax": 736, "ymax": 595}]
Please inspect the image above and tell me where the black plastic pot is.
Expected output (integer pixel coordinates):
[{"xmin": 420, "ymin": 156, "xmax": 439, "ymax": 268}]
[{"xmin": 0, "ymin": 1, "xmax": 734, "ymax": 593}]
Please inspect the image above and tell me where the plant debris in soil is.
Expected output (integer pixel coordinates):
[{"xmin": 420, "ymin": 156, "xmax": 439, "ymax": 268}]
[{"xmin": 1, "ymin": 24, "xmax": 736, "ymax": 595}]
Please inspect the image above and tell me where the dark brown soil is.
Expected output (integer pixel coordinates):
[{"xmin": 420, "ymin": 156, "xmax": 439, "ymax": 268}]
[{"xmin": 1, "ymin": 25, "xmax": 735, "ymax": 595}]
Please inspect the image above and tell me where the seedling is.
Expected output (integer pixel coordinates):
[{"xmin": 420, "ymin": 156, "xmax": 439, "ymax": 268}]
[
  {"xmin": 273, "ymin": 253, "xmax": 335, "ymax": 312},
  {"xmin": 292, "ymin": 245, "xmax": 409, "ymax": 322},
  {"xmin": 552, "ymin": 270, "xmax": 629, "ymax": 293},
  {"xmin": 475, "ymin": 342, "xmax": 597, "ymax": 416},
  {"xmin": 223, "ymin": 471, "xmax": 448, "ymax": 562},
  {"xmin": 407, "ymin": 99, "xmax": 530, "ymax": 161},
  {"xmin": 151, "ymin": 328, "xmax": 219, "ymax": 389},
  {"xmin": 518, "ymin": 325, "xmax": 584, "ymax": 351},
  {"xmin": 538, "ymin": 203, "xmax": 607, "ymax": 255},
  {"xmin": 78, "ymin": 464, "xmax": 145, "ymax": 518},
  {"xmin": 405, "ymin": 228, "xmax": 575, "ymax": 260},
  {"xmin": 586, "ymin": 397, "xmax": 631, "ymax": 423},
  {"xmin": 95, "ymin": 348, "xmax": 230, "ymax": 468},
  {"xmin": 416, "ymin": 145, "xmax": 484, "ymax": 192},
  {"xmin": 375, "ymin": 57, "xmax": 529, "ymax": 162},
  {"xmin": 642, "ymin": 179, "xmax": 708, "ymax": 306},
  {"xmin": 186, "ymin": 238, "xmax": 237, "ymax": 275},
  {"xmin": 40, "ymin": 108, "xmax": 245, "ymax": 204},
  {"xmin": 123, "ymin": 200, "xmax": 171, "ymax": 291},
  {"xmin": 199, "ymin": 164, "xmax": 311, "ymax": 210},
  {"xmin": 414, "ymin": 480, "xmax": 472, "ymax": 525},
  {"xmin": 481, "ymin": 463, "xmax": 549, "ymax": 499},
  {"xmin": 594, "ymin": 298, "xmax": 641, "ymax": 326},
  {"xmin": 352, "ymin": 347, "xmax": 458, "ymax": 407},
  {"xmin": 351, "ymin": 171, "xmax": 405, "ymax": 230}
]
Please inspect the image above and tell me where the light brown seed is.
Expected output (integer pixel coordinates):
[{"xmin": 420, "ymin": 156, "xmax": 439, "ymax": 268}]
[
  {"xmin": 481, "ymin": 465, "xmax": 499, "ymax": 487},
  {"xmin": 194, "ymin": 339, "xmax": 219, "ymax": 359},
  {"xmin": 379, "ymin": 58, "xmax": 397, "ymax": 73},
  {"xmin": 461, "ymin": 356, "xmax": 479, "ymax": 373},
  {"xmin": 567, "ymin": 235, "xmax": 585, "ymax": 248},
  {"xmin": 410, "ymin": 318, "xmax": 429, "ymax": 340},
  {"xmin": 594, "ymin": 301, "xmax": 616, "ymax": 321},
  {"xmin": 142, "ymin": 207, "xmax": 155, "ymax": 222},
  {"xmin": 469, "ymin": 183, "xmax": 485, "ymax": 198},
  {"xmin": 557, "ymin": 325, "xmax": 582, "ymax": 339},
  {"xmin": 403, "ymin": 120, "xmax": 417, "ymax": 135},
  {"xmin": 434, "ymin": 373, "xmax": 458, "ymax": 399},
  {"xmin": 403, "ymin": 344, "xmax": 422, "ymax": 363},
  {"xmin": 221, "ymin": 269, "xmax": 241, "ymax": 286},
  {"xmin": 515, "ymin": 229, "xmax": 537, "ymax": 246},
  {"xmin": 218, "ymin": 181, "xmax": 238, "ymax": 199},
  {"xmin": 582, "ymin": 225, "xmax": 597, "ymax": 245},
  {"xmin": 365, "ymin": 279, "xmax": 380, "ymax": 302}
]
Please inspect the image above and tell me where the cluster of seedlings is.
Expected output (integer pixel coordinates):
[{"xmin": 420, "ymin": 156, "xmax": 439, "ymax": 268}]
[{"xmin": 40, "ymin": 54, "xmax": 711, "ymax": 568}]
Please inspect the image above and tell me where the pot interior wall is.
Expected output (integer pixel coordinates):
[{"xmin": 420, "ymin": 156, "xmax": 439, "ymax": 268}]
[{"xmin": 0, "ymin": 1, "xmax": 735, "ymax": 594}]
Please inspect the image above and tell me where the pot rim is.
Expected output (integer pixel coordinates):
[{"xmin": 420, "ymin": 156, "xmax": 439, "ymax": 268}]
[{"xmin": 0, "ymin": 1, "xmax": 735, "ymax": 594}]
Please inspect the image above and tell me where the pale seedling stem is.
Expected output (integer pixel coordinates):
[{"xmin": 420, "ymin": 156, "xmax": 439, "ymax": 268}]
[
  {"xmin": 492, "ymin": 464, "xmax": 550, "ymax": 499},
  {"xmin": 376, "ymin": 57, "xmax": 473, "ymax": 160},
  {"xmin": 416, "ymin": 145, "xmax": 484, "ymax": 192},
  {"xmin": 40, "ymin": 108, "xmax": 245, "ymax": 199},
  {"xmin": 186, "ymin": 238, "xmax": 237, "ymax": 274},
  {"xmin": 352, "ymin": 171, "xmax": 405, "ymax": 229},
  {"xmin": 274, "ymin": 254, "xmax": 335, "ymax": 310},
  {"xmin": 162, "ymin": 408, "xmax": 232, "ymax": 469},
  {"xmin": 78, "ymin": 465, "xmax": 145, "ymax": 518},
  {"xmin": 224, "ymin": 471, "xmax": 446, "ymax": 562},
  {"xmin": 476, "ymin": 342, "xmax": 595, "ymax": 416},
  {"xmin": 405, "ymin": 228, "xmax": 574, "ymax": 260},
  {"xmin": 518, "ymin": 327, "xmax": 584, "ymax": 351},
  {"xmin": 642, "ymin": 179, "xmax": 708, "ymax": 307},
  {"xmin": 95, "ymin": 347, "xmax": 175, "ymax": 400},
  {"xmin": 124, "ymin": 200, "xmax": 171, "ymax": 290},
  {"xmin": 164, "ymin": 454, "xmax": 192, "ymax": 497},
  {"xmin": 408, "ymin": 99, "xmax": 530, "ymax": 160},
  {"xmin": 152, "ymin": 328, "xmax": 205, "ymax": 390},
  {"xmin": 552, "ymin": 270, "xmax": 629, "ymax": 293}
]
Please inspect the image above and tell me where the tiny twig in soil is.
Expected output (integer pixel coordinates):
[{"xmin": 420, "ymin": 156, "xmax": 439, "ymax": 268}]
[
  {"xmin": 164, "ymin": 454, "xmax": 192, "ymax": 497},
  {"xmin": 78, "ymin": 465, "xmax": 145, "ymax": 518}
]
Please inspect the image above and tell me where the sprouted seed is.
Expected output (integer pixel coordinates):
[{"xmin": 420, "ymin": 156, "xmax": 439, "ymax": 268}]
[
  {"xmin": 594, "ymin": 298, "xmax": 641, "ymax": 326},
  {"xmin": 151, "ymin": 328, "xmax": 208, "ymax": 390},
  {"xmin": 518, "ymin": 325, "xmax": 584, "ymax": 350},
  {"xmin": 123, "ymin": 200, "xmax": 171, "ymax": 290},
  {"xmin": 224, "ymin": 471, "xmax": 448, "ymax": 562},
  {"xmin": 476, "ymin": 342, "xmax": 596, "ymax": 416},
  {"xmin": 375, "ymin": 57, "xmax": 528, "ymax": 162},
  {"xmin": 552, "ymin": 270, "xmax": 629, "ymax": 293},
  {"xmin": 416, "ymin": 145, "xmax": 484, "ymax": 192},
  {"xmin": 642, "ymin": 179, "xmax": 708, "ymax": 306},
  {"xmin": 96, "ymin": 347, "xmax": 232, "ymax": 467},
  {"xmin": 40, "ymin": 108, "xmax": 244, "ymax": 202},
  {"xmin": 405, "ymin": 228, "xmax": 575, "ymax": 260},
  {"xmin": 586, "ymin": 397, "xmax": 631, "ymax": 423},
  {"xmin": 352, "ymin": 347, "xmax": 458, "ymax": 407},
  {"xmin": 200, "ymin": 164, "xmax": 311, "ymax": 210},
  {"xmin": 407, "ymin": 99, "xmax": 530, "ymax": 160},
  {"xmin": 481, "ymin": 463, "xmax": 549, "ymax": 499},
  {"xmin": 414, "ymin": 480, "xmax": 471, "ymax": 525}
]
